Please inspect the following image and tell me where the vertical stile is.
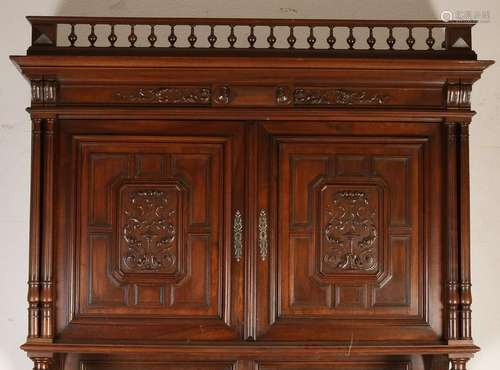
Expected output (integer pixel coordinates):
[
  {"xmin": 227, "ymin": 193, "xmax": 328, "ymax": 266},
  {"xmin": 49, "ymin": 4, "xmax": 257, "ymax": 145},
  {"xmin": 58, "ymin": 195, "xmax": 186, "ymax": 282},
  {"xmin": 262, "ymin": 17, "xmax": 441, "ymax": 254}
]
[
  {"xmin": 327, "ymin": 25, "xmax": 336, "ymax": 49},
  {"xmin": 347, "ymin": 26, "xmax": 356, "ymax": 49},
  {"xmin": 287, "ymin": 26, "xmax": 296, "ymax": 49},
  {"xmin": 307, "ymin": 26, "xmax": 317, "ymax": 49},
  {"xmin": 168, "ymin": 25, "xmax": 177, "ymax": 48},
  {"xmin": 248, "ymin": 25, "xmax": 256, "ymax": 48},
  {"xmin": 267, "ymin": 25, "xmax": 276, "ymax": 49},
  {"xmin": 367, "ymin": 26, "xmax": 376, "ymax": 49},
  {"xmin": 88, "ymin": 24, "xmax": 97, "ymax": 47},
  {"xmin": 188, "ymin": 25, "xmax": 197, "ymax": 48},
  {"xmin": 208, "ymin": 25, "xmax": 217, "ymax": 48},
  {"xmin": 68, "ymin": 24, "xmax": 77, "ymax": 47},
  {"xmin": 40, "ymin": 118, "xmax": 56, "ymax": 340},
  {"xmin": 446, "ymin": 122, "xmax": 459, "ymax": 341},
  {"xmin": 387, "ymin": 26, "xmax": 396, "ymax": 50},
  {"xmin": 228, "ymin": 25, "xmax": 237, "ymax": 48},
  {"xmin": 459, "ymin": 122, "xmax": 473, "ymax": 340},
  {"xmin": 406, "ymin": 27, "xmax": 416, "ymax": 50},
  {"xmin": 128, "ymin": 24, "xmax": 137, "ymax": 47},
  {"xmin": 108, "ymin": 24, "xmax": 117, "ymax": 47},
  {"xmin": 27, "ymin": 117, "xmax": 42, "ymax": 339},
  {"xmin": 426, "ymin": 27, "xmax": 435, "ymax": 50},
  {"xmin": 148, "ymin": 25, "xmax": 157, "ymax": 47}
]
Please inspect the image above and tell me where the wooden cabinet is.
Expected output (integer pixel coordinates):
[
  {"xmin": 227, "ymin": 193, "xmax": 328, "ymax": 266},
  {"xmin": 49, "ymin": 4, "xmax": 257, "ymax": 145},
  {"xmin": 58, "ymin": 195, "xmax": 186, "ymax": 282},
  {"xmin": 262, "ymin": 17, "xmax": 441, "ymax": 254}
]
[{"xmin": 11, "ymin": 16, "xmax": 493, "ymax": 370}]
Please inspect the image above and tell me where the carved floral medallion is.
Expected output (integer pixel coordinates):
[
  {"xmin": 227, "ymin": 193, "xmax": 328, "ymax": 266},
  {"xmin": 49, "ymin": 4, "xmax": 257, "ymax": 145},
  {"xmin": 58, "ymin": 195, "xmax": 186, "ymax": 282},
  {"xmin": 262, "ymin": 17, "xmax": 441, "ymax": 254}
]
[
  {"xmin": 122, "ymin": 189, "xmax": 177, "ymax": 272},
  {"xmin": 323, "ymin": 191, "xmax": 378, "ymax": 271}
]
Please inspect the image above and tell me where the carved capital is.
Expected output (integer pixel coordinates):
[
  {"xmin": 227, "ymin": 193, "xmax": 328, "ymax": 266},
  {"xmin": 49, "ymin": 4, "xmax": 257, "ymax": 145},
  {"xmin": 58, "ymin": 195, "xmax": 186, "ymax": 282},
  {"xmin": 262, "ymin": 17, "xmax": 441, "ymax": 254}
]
[
  {"xmin": 459, "ymin": 122, "xmax": 470, "ymax": 141},
  {"xmin": 43, "ymin": 118, "xmax": 56, "ymax": 134},
  {"xmin": 31, "ymin": 80, "xmax": 43, "ymax": 104},
  {"xmin": 31, "ymin": 357, "xmax": 54, "ymax": 370},
  {"xmin": 31, "ymin": 80, "xmax": 58, "ymax": 105},
  {"xmin": 444, "ymin": 122, "xmax": 457, "ymax": 144},
  {"xmin": 446, "ymin": 82, "xmax": 472, "ymax": 108},
  {"xmin": 43, "ymin": 80, "xmax": 57, "ymax": 105},
  {"xmin": 450, "ymin": 358, "xmax": 469, "ymax": 370},
  {"xmin": 31, "ymin": 117, "xmax": 43, "ymax": 134}
]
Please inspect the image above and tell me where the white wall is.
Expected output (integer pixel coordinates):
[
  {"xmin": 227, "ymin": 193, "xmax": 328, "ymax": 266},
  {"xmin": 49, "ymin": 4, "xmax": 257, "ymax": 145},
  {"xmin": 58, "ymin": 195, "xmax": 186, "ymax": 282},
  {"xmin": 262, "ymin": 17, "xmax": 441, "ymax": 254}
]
[{"xmin": 1, "ymin": 1, "xmax": 498, "ymax": 369}]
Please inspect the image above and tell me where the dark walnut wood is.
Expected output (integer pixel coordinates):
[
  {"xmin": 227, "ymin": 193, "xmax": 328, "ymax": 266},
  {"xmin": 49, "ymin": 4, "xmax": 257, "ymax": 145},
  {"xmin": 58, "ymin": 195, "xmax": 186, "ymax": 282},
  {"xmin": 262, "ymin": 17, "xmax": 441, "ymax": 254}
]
[{"xmin": 10, "ymin": 16, "xmax": 493, "ymax": 370}]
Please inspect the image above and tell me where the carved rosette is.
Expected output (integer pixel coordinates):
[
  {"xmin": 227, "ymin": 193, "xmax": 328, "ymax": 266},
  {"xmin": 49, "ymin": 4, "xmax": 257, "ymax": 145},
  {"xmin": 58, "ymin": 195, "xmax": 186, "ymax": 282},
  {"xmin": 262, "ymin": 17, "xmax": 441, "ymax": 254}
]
[
  {"xmin": 114, "ymin": 87, "xmax": 211, "ymax": 105},
  {"xmin": 294, "ymin": 88, "xmax": 390, "ymax": 105},
  {"xmin": 122, "ymin": 189, "xmax": 177, "ymax": 272},
  {"xmin": 323, "ymin": 191, "xmax": 378, "ymax": 271}
]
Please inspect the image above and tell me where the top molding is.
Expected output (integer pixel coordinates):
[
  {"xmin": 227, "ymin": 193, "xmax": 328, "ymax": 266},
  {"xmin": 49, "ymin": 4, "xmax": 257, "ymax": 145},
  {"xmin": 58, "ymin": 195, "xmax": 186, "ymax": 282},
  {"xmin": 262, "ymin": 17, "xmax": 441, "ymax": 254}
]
[{"xmin": 26, "ymin": 16, "xmax": 478, "ymax": 59}]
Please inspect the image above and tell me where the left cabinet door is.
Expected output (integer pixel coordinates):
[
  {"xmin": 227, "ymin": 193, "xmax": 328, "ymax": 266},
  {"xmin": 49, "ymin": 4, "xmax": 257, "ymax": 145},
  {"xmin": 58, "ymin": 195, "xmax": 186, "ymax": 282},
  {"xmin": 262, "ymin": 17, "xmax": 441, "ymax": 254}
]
[{"xmin": 54, "ymin": 120, "xmax": 245, "ymax": 341}]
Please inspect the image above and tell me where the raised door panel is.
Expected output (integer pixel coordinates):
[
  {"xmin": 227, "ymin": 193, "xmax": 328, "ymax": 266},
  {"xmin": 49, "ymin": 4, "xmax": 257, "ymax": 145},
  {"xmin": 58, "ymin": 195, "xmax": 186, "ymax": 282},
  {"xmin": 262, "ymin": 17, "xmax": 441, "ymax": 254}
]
[
  {"xmin": 55, "ymin": 120, "xmax": 245, "ymax": 341},
  {"xmin": 256, "ymin": 121, "xmax": 443, "ymax": 341}
]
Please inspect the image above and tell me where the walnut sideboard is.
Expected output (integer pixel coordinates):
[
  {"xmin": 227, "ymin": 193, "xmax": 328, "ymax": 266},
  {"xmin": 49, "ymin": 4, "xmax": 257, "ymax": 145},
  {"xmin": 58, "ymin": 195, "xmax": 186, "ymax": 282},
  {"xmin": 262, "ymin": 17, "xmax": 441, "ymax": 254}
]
[{"xmin": 10, "ymin": 16, "xmax": 493, "ymax": 370}]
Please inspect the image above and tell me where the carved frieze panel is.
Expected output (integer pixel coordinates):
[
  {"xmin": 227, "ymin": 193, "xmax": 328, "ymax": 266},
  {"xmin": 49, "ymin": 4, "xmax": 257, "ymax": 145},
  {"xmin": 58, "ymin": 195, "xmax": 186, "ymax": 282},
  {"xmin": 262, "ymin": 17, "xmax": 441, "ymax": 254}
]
[
  {"xmin": 294, "ymin": 88, "xmax": 391, "ymax": 106},
  {"xmin": 114, "ymin": 86, "xmax": 211, "ymax": 105}
]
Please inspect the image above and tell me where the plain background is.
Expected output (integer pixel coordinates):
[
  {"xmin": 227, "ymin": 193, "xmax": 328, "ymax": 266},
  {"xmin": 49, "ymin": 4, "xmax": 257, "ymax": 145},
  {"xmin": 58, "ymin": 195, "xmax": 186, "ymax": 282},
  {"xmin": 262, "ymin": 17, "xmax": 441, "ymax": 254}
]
[{"xmin": 1, "ymin": 1, "xmax": 499, "ymax": 369}]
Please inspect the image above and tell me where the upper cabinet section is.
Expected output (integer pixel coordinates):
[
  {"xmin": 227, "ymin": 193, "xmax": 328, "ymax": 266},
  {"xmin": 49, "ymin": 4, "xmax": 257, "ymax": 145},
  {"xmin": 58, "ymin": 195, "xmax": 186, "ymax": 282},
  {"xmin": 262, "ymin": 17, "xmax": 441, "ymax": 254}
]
[{"xmin": 11, "ymin": 17, "xmax": 493, "ymax": 114}]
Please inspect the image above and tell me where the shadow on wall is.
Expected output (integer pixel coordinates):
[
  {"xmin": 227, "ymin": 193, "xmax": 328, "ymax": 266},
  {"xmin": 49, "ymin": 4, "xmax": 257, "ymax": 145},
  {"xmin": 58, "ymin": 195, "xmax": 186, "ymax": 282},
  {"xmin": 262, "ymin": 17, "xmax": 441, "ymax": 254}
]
[{"xmin": 55, "ymin": 0, "xmax": 438, "ymax": 19}]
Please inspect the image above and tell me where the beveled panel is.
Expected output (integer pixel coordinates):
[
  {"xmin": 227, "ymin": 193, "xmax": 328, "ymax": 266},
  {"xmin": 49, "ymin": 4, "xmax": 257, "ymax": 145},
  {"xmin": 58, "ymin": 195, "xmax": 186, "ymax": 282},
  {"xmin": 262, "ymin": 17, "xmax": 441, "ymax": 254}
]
[
  {"xmin": 281, "ymin": 145, "xmax": 415, "ymax": 316},
  {"xmin": 79, "ymin": 141, "xmax": 221, "ymax": 317},
  {"xmin": 260, "ymin": 129, "xmax": 436, "ymax": 342}
]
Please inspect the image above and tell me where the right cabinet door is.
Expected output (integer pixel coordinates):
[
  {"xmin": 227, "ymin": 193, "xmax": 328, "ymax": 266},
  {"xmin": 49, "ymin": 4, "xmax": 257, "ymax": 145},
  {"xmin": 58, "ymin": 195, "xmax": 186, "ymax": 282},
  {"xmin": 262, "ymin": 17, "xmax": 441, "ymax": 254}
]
[{"xmin": 256, "ymin": 121, "xmax": 444, "ymax": 342}]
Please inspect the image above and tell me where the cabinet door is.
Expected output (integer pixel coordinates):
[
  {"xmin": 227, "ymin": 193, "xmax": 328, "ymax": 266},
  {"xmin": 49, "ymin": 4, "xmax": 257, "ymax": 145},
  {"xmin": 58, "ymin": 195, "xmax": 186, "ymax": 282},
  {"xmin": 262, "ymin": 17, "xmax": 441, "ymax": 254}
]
[
  {"xmin": 55, "ymin": 120, "xmax": 245, "ymax": 341},
  {"xmin": 255, "ymin": 121, "xmax": 443, "ymax": 342}
]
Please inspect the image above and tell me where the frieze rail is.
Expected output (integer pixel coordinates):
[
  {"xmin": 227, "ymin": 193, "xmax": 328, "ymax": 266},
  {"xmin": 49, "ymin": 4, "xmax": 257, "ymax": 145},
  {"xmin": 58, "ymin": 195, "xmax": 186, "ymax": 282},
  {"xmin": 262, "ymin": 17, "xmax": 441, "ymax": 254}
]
[{"xmin": 26, "ymin": 16, "xmax": 476, "ymax": 58}]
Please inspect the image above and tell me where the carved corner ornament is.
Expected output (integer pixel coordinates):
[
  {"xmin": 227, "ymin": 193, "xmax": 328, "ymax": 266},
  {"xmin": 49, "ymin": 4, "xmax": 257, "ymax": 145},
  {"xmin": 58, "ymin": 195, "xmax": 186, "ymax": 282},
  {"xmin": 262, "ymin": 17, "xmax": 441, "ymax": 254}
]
[
  {"xmin": 446, "ymin": 82, "xmax": 472, "ymax": 108},
  {"xmin": 323, "ymin": 191, "xmax": 378, "ymax": 271},
  {"xmin": 276, "ymin": 86, "xmax": 292, "ymax": 105},
  {"xmin": 31, "ymin": 79, "xmax": 57, "ymax": 105},
  {"xmin": 294, "ymin": 88, "xmax": 390, "ymax": 106},
  {"xmin": 213, "ymin": 85, "xmax": 232, "ymax": 105},
  {"xmin": 114, "ymin": 86, "xmax": 211, "ymax": 105}
]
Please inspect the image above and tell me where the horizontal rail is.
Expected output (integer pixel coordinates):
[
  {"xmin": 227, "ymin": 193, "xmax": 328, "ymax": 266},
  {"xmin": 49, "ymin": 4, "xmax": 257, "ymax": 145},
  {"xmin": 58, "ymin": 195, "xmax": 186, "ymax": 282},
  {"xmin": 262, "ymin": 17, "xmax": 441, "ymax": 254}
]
[
  {"xmin": 27, "ymin": 16, "xmax": 477, "ymax": 27},
  {"xmin": 26, "ymin": 16, "xmax": 477, "ymax": 59}
]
